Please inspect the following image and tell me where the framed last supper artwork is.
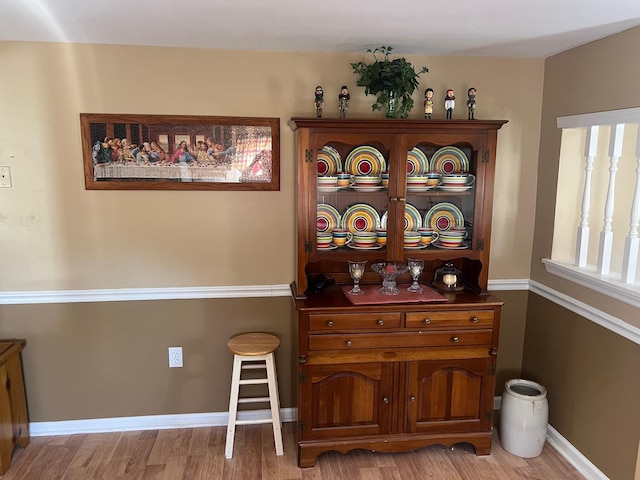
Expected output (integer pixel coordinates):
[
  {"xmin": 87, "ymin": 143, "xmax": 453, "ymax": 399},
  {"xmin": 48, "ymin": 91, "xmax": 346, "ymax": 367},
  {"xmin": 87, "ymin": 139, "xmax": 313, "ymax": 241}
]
[{"xmin": 80, "ymin": 113, "xmax": 280, "ymax": 191}]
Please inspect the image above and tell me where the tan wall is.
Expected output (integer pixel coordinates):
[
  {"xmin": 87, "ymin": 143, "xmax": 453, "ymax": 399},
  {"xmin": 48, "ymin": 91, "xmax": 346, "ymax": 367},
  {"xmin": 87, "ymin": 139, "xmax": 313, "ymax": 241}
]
[
  {"xmin": 524, "ymin": 293, "xmax": 640, "ymax": 480},
  {"xmin": 0, "ymin": 42, "xmax": 542, "ymax": 291},
  {"xmin": 0, "ymin": 297, "xmax": 297, "ymax": 420},
  {"xmin": 0, "ymin": 43, "xmax": 538, "ymax": 429},
  {"xmin": 529, "ymin": 26, "xmax": 640, "ymax": 480}
]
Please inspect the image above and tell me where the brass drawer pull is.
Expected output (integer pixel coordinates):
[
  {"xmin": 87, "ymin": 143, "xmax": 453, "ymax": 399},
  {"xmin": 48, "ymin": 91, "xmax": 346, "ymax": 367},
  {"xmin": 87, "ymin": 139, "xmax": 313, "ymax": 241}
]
[
  {"xmin": 377, "ymin": 319, "xmax": 384, "ymax": 326},
  {"xmin": 383, "ymin": 396, "xmax": 390, "ymax": 404},
  {"xmin": 471, "ymin": 316, "xmax": 479, "ymax": 323},
  {"xmin": 346, "ymin": 340, "xmax": 352, "ymax": 347},
  {"xmin": 423, "ymin": 318, "xmax": 431, "ymax": 325},
  {"xmin": 451, "ymin": 336, "xmax": 460, "ymax": 343},
  {"xmin": 409, "ymin": 395, "xmax": 416, "ymax": 402},
  {"xmin": 327, "ymin": 320, "xmax": 334, "ymax": 327}
]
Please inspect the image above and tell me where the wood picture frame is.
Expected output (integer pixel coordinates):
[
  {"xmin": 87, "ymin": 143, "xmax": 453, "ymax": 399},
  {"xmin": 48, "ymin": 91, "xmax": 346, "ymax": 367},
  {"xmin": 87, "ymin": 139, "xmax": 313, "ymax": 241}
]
[{"xmin": 80, "ymin": 113, "xmax": 280, "ymax": 191}]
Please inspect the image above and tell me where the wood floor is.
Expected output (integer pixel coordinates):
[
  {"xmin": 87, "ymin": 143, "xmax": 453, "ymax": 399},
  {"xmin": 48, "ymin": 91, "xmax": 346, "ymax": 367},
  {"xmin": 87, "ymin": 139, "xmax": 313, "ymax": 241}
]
[{"xmin": 3, "ymin": 422, "xmax": 586, "ymax": 479}]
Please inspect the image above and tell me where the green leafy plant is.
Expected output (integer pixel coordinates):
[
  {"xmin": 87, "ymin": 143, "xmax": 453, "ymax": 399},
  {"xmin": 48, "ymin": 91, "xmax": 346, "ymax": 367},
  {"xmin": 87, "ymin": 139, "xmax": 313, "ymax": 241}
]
[{"xmin": 351, "ymin": 46, "xmax": 428, "ymax": 118}]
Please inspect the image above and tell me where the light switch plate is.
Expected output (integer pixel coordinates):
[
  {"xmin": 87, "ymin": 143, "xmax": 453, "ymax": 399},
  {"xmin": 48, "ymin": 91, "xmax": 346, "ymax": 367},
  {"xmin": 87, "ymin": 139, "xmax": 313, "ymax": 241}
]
[{"xmin": 0, "ymin": 166, "xmax": 11, "ymax": 188}]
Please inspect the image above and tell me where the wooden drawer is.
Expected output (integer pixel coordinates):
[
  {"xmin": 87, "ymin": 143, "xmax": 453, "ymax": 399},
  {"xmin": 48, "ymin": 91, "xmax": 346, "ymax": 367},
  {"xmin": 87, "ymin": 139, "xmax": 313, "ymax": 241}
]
[
  {"xmin": 405, "ymin": 310, "xmax": 494, "ymax": 329},
  {"xmin": 308, "ymin": 312, "xmax": 402, "ymax": 331},
  {"xmin": 308, "ymin": 330, "xmax": 493, "ymax": 350}
]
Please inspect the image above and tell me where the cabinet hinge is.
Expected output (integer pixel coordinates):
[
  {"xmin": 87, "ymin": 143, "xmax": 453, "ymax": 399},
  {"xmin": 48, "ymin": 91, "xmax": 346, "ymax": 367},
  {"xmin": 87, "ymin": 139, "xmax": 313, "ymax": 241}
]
[
  {"xmin": 476, "ymin": 239, "xmax": 484, "ymax": 251},
  {"xmin": 300, "ymin": 420, "xmax": 306, "ymax": 431},
  {"xmin": 482, "ymin": 150, "xmax": 489, "ymax": 163},
  {"xmin": 305, "ymin": 149, "xmax": 313, "ymax": 162},
  {"xmin": 486, "ymin": 410, "xmax": 494, "ymax": 421},
  {"xmin": 489, "ymin": 364, "xmax": 496, "ymax": 375},
  {"xmin": 299, "ymin": 372, "xmax": 307, "ymax": 384},
  {"xmin": 305, "ymin": 241, "xmax": 313, "ymax": 253}
]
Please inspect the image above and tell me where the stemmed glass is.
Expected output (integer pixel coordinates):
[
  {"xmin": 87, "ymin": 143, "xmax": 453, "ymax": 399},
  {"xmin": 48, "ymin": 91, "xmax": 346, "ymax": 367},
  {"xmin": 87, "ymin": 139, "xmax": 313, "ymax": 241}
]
[
  {"xmin": 407, "ymin": 258, "xmax": 424, "ymax": 293},
  {"xmin": 348, "ymin": 260, "xmax": 367, "ymax": 295}
]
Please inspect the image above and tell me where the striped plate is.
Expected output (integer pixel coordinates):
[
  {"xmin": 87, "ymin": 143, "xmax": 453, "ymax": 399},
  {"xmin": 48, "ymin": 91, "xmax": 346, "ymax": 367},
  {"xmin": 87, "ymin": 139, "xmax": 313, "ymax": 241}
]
[
  {"xmin": 344, "ymin": 146, "xmax": 386, "ymax": 176},
  {"xmin": 316, "ymin": 203, "xmax": 341, "ymax": 233},
  {"xmin": 379, "ymin": 203, "xmax": 422, "ymax": 231},
  {"xmin": 424, "ymin": 202, "xmax": 465, "ymax": 232},
  {"xmin": 341, "ymin": 203, "xmax": 381, "ymax": 232},
  {"xmin": 407, "ymin": 147, "xmax": 430, "ymax": 174}
]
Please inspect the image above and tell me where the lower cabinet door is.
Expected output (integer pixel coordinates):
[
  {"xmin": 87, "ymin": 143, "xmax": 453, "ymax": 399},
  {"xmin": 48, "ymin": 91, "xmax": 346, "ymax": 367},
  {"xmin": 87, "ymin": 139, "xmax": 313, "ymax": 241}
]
[
  {"xmin": 405, "ymin": 358, "xmax": 494, "ymax": 434},
  {"xmin": 299, "ymin": 362, "xmax": 393, "ymax": 440}
]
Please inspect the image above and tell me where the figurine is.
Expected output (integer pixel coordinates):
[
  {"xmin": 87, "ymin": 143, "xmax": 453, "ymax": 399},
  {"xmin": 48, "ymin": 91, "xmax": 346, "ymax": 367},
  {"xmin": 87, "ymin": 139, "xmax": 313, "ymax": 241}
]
[
  {"xmin": 338, "ymin": 85, "xmax": 350, "ymax": 118},
  {"xmin": 444, "ymin": 89, "xmax": 455, "ymax": 119},
  {"xmin": 467, "ymin": 87, "xmax": 477, "ymax": 120},
  {"xmin": 423, "ymin": 88, "xmax": 434, "ymax": 119},
  {"xmin": 314, "ymin": 86, "xmax": 324, "ymax": 118}
]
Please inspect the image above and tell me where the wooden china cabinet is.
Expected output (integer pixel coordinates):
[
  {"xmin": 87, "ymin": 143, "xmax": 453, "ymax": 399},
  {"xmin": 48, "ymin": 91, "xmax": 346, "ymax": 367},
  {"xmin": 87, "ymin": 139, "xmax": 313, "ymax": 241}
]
[{"xmin": 290, "ymin": 118, "xmax": 507, "ymax": 468}]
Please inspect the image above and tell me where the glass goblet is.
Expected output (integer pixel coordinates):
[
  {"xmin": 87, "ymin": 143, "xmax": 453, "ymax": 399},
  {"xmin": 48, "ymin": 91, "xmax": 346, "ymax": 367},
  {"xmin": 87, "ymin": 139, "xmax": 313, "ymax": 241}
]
[
  {"xmin": 407, "ymin": 258, "xmax": 424, "ymax": 293},
  {"xmin": 348, "ymin": 260, "xmax": 367, "ymax": 295}
]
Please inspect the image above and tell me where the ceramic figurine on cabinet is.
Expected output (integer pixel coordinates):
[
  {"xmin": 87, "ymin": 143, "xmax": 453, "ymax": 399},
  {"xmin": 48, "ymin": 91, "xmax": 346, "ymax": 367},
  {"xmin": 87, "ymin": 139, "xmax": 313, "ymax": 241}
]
[
  {"xmin": 314, "ymin": 86, "xmax": 324, "ymax": 118},
  {"xmin": 444, "ymin": 89, "xmax": 455, "ymax": 119},
  {"xmin": 338, "ymin": 85, "xmax": 350, "ymax": 118},
  {"xmin": 467, "ymin": 87, "xmax": 477, "ymax": 120},
  {"xmin": 423, "ymin": 88, "xmax": 434, "ymax": 119}
]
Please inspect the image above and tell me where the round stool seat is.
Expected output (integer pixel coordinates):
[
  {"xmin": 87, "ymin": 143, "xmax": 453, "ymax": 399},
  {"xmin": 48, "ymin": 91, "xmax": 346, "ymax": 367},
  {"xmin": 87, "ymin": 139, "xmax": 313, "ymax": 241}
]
[{"xmin": 227, "ymin": 333, "xmax": 280, "ymax": 356}]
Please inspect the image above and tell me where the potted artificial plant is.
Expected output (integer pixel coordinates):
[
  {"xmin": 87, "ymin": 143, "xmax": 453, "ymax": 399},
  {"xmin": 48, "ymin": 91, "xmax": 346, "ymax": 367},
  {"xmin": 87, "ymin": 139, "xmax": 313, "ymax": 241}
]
[{"xmin": 351, "ymin": 46, "xmax": 429, "ymax": 118}]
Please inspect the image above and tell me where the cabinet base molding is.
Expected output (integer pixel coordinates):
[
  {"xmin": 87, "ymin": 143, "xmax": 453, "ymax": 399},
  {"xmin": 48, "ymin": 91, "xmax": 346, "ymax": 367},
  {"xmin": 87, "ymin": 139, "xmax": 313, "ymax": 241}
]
[{"xmin": 298, "ymin": 431, "xmax": 491, "ymax": 468}]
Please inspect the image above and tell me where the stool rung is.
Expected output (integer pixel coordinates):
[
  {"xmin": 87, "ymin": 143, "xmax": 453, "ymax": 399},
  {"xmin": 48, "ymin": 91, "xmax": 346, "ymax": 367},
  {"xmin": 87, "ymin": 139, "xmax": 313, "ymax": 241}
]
[
  {"xmin": 238, "ymin": 378, "xmax": 268, "ymax": 385},
  {"xmin": 235, "ymin": 418, "xmax": 274, "ymax": 426},
  {"xmin": 238, "ymin": 396, "xmax": 270, "ymax": 404},
  {"xmin": 241, "ymin": 364, "xmax": 266, "ymax": 370}
]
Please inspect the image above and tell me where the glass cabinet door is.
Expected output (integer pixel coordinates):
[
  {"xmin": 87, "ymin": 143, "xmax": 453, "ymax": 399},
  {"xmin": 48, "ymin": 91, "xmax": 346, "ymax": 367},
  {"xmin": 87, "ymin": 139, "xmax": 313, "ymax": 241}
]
[
  {"xmin": 311, "ymin": 133, "xmax": 397, "ymax": 262},
  {"xmin": 400, "ymin": 133, "xmax": 487, "ymax": 261}
]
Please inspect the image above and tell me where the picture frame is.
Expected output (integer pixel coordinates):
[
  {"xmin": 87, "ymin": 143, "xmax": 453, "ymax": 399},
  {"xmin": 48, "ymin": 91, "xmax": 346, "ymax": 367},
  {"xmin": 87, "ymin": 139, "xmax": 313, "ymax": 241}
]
[{"xmin": 80, "ymin": 113, "xmax": 280, "ymax": 191}]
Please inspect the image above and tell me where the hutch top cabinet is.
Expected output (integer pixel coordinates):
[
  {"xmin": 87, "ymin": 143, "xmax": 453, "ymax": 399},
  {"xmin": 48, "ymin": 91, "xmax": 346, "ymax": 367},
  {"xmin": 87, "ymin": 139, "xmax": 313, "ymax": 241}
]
[{"xmin": 290, "ymin": 118, "xmax": 507, "ymax": 298}]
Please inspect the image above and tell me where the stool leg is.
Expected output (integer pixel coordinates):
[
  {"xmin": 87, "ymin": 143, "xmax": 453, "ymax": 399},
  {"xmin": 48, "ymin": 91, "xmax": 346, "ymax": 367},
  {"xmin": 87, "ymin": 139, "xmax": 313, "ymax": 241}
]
[
  {"xmin": 225, "ymin": 354, "xmax": 242, "ymax": 459},
  {"xmin": 265, "ymin": 352, "xmax": 284, "ymax": 456}
]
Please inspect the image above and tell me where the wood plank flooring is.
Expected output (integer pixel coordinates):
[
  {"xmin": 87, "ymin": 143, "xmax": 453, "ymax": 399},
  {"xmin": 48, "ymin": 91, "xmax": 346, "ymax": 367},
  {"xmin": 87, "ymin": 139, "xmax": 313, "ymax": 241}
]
[{"xmin": 3, "ymin": 422, "xmax": 586, "ymax": 479}]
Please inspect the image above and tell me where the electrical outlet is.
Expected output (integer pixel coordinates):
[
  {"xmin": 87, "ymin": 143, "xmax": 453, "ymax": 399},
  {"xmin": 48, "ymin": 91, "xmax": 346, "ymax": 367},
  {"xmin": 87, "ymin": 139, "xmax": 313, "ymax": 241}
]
[{"xmin": 168, "ymin": 347, "xmax": 183, "ymax": 368}]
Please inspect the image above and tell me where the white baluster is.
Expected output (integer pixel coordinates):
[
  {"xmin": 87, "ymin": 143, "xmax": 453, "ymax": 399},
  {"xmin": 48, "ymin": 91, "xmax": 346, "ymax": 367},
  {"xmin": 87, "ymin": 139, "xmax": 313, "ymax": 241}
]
[
  {"xmin": 621, "ymin": 127, "xmax": 640, "ymax": 283},
  {"xmin": 575, "ymin": 126, "xmax": 599, "ymax": 267},
  {"xmin": 597, "ymin": 124, "xmax": 625, "ymax": 275}
]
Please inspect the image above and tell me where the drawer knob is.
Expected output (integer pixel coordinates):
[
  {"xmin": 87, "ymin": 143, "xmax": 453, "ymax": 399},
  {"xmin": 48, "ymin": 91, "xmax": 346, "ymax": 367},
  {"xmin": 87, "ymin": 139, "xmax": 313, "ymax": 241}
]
[
  {"xmin": 383, "ymin": 396, "xmax": 390, "ymax": 404},
  {"xmin": 346, "ymin": 340, "xmax": 352, "ymax": 347},
  {"xmin": 471, "ymin": 316, "xmax": 479, "ymax": 323},
  {"xmin": 327, "ymin": 320, "xmax": 334, "ymax": 327},
  {"xmin": 451, "ymin": 336, "xmax": 460, "ymax": 343},
  {"xmin": 377, "ymin": 319, "xmax": 384, "ymax": 326},
  {"xmin": 409, "ymin": 395, "xmax": 416, "ymax": 402},
  {"xmin": 423, "ymin": 318, "xmax": 431, "ymax": 325}
]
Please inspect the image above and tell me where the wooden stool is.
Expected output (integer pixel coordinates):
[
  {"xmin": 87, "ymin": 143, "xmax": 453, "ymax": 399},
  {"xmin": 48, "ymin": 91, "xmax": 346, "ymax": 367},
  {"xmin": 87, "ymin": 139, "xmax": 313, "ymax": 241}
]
[{"xmin": 225, "ymin": 333, "xmax": 283, "ymax": 459}]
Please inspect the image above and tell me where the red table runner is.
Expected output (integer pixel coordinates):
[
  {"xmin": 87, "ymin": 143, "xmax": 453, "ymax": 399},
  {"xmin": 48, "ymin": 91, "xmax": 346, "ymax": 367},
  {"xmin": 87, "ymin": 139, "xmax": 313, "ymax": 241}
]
[{"xmin": 341, "ymin": 284, "xmax": 447, "ymax": 305}]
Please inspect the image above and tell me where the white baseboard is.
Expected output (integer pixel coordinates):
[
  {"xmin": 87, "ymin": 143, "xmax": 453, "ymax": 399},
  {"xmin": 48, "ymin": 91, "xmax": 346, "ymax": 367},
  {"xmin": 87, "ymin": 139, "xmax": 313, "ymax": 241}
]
[
  {"xmin": 31, "ymin": 403, "xmax": 607, "ymax": 479},
  {"xmin": 29, "ymin": 408, "xmax": 297, "ymax": 436},
  {"xmin": 546, "ymin": 425, "xmax": 609, "ymax": 480}
]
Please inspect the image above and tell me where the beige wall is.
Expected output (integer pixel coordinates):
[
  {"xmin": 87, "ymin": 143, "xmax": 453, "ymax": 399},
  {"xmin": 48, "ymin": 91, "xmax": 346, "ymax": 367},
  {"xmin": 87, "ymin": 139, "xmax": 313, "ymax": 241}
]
[
  {"xmin": 0, "ymin": 41, "xmax": 539, "ymax": 451},
  {"xmin": 0, "ymin": 297, "xmax": 297, "ymax": 420},
  {"xmin": 0, "ymin": 42, "xmax": 542, "ymax": 291},
  {"xmin": 529, "ymin": 26, "xmax": 640, "ymax": 480}
]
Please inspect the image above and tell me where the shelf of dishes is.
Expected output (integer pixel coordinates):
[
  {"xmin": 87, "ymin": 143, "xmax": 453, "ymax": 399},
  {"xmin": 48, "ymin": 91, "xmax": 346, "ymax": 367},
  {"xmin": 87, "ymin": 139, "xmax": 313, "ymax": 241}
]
[
  {"xmin": 316, "ymin": 201, "xmax": 471, "ymax": 252},
  {"xmin": 318, "ymin": 173, "xmax": 475, "ymax": 193},
  {"xmin": 317, "ymin": 144, "xmax": 472, "ymax": 177},
  {"xmin": 317, "ymin": 143, "xmax": 475, "ymax": 194}
]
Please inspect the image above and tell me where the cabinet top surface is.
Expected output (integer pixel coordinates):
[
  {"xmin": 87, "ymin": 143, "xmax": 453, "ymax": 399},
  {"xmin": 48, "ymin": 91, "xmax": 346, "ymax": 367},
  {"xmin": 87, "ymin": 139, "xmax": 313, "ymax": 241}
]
[
  {"xmin": 289, "ymin": 118, "xmax": 508, "ymax": 131},
  {"xmin": 0, "ymin": 340, "xmax": 26, "ymax": 363},
  {"xmin": 294, "ymin": 287, "xmax": 503, "ymax": 311}
]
